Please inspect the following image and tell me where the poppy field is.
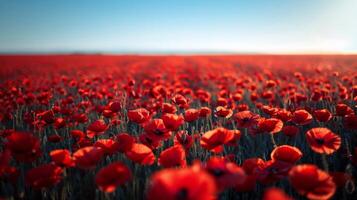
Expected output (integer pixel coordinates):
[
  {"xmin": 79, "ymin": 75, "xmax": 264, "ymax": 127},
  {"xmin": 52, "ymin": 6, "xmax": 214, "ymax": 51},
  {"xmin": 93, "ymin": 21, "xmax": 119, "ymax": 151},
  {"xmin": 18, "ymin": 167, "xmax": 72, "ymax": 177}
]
[{"xmin": 0, "ymin": 54, "xmax": 357, "ymax": 200}]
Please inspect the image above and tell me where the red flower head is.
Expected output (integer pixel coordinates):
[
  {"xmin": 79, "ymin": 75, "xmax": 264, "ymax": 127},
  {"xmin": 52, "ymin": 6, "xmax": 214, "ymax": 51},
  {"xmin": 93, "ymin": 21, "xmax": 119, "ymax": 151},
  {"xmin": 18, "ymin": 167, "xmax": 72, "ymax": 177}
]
[
  {"xmin": 313, "ymin": 109, "xmax": 332, "ymax": 122},
  {"xmin": 115, "ymin": 133, "xmax": 135, "ymax": 153},
  {"xmin": 128, "ymin": 108, "xmax": 150, "ymax": 124},
  {"xmin": 73, "ymin": 146, "xmax": 104, "ymax": 169},
  {"xmin": 226, "ymin": 130, "xmax": 241, "ymax": 146},
  {"xmin": 125, "ymin": 143, "xmax": 155, "ymax": 165},
  {"xmin": 161, "ymin": 113, "xmax": 184, "ymax": 131},
  {"xmin": 25, "ymin": 163, "xmax": 63, "ymax": 189},
  {"xmin": 94, "ymin": 139, "xmax": 120, "ymax": 155},
  {"xmin": 48, "ymin": 134, "xmax": 63, "ymax": 143},
  {"xmin": 50, "ymin": 149, "xmax": 75, "ymax": 167},
  {"xmin": 292, "ymin": 109, "xmax": 313, "ymax": 125},
  {"xmin": 203, "ymin": 157, "xmax": 246, "ymax": 191},
  {"xmin": 270, "ymin": 145, "xmax": 302, "ymax": 164},
  {"xmin": 38, "ymin": 110, "xmax": 55, "ymax": 124},
  {"xmin": 108, "ymin": 101, "xmax": 121, "ymax": 112},
  {"xmin": 158, "ymin": 145, "xmax": 186, "ymax": 168},
  {"xmin": 54, "ymin": 117, "xmax": 66, "ymax": 129},
  {"xmin": 87, "ymin": 120, "xmax": 108, "ymax": 138},
  {"xmin": 262, "ymin": 187, "xmax": 293, "ymax": 200},
  {"xmin": 289, "ymin": 164, "xmax": 336, "ymax": 200},
  {"xmin": 255, "ymin": 160, "xmax": 293, "ymax": 185},
  {"xmin": 5, "ymin": 132, "xmax": 42, "ymax": 162},
  {"xmin": 306, "ymin": 128, "xmax": 341, "ymax": 155},
  {"xmin": 95, "ymin": 162, "xmax": 132, "ymax": 193},
  {"xmin": 174, "ymin": 130, "xmax": 193, "ymax": 151},
  {"xmin": 274, "ymin": 109, "xmax": 292, "ymax": 122},
  {"xmin": 282, "ymin": 125, "xmax": 299, "ymax": 137},
  {"xmin": 199, "ymin": 107, "xmax": 212, "ymax": 118},
  {"xmin": 214, "ymin": 106, "xmax": 233, "ymax": 118},
  {"xmin": 171, "ymin": 94, "xmax": 188, "ymax": 108},
  {"xmin": 162, "ymin": 103, "xmax": 177, "ymax": 114},
  {"xmin": 146, "ymin": 167, "xmax": 216, "ymax": 200},
  {"xmin": 335, "ymin": 103, "xmax": 354, "ymax": 116},
  {"xmin": 70, "ymin": 130, "xmax": 85, "ymax": 139},
  {"xmin": 257, "ymin": 118, "xmax": 283, "ymax": 134},
  {"xmin": 344, "ymin": 114, "xmax": 357, "ymax": 129},
  {"xmin": 144, "ymin": 119, "xmax": 171, "ymax": 140},
  {"xmin": 200, "ymin": 127, "xmax": 235, "ymax": 153},
  {"xmin": 139, "ymin": 133, "xmax": 162, "ymax": 150},
  {"xmin": 184, "ymin": 108, "xmax": 200, "ymax": 122},
  {"xmin": 234, "ymin": 111, "xmax": 259, "ymax": 128}
]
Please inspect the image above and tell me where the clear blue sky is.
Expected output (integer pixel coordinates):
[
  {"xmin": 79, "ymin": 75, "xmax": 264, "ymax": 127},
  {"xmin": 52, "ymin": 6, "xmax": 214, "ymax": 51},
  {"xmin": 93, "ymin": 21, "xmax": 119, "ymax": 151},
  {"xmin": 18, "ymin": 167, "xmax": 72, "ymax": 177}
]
[{"xmin": 0, "ymin": 0, "xmax": 356, "ymax": 53}]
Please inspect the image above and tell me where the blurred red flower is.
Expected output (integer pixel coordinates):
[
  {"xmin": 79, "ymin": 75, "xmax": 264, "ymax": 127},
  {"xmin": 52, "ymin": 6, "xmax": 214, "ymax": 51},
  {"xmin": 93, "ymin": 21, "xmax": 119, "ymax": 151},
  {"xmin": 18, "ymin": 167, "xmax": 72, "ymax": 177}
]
[
  {"xmin": 289, "ymin": 164, "xmax": 336, "ymax": 200},
  {"xmin": 25, "ymin": 163, "xmax": 63, "ymax": 189},
  {"xmin": 146, "ymin": 167, "xmax": 216, "ymax": 200},
  {"xmin": 95, "ymin": 162, "xmax": 132, "ymax": 193}
]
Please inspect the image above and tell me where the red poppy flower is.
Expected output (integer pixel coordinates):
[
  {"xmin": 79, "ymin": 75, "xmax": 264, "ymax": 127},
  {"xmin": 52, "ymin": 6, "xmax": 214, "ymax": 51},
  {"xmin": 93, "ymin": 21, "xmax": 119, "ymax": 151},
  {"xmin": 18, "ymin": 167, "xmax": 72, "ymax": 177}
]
[
  {"xmin": 200, "ymin": 127, "xmax": 235, "ymax": 153},
  {"xmin": 289, "ymin": 164, "xmax": 336, "ymax": 200},
  {"xmin": 199, "ymin": 107, "xmax": 212, "ymax": 118},
  {"xmin": 203, "ymin": 157, "xmax": 246, "ymax": 191},
  {"xmin": 146, "ymin": 167, "xmax": 216, "ymax": 200},
  {"xmin": 335, "ymin": 103, "xmax": 354, "ymax": 116},
  {"xmin": 161, "ymin": 113, "xmax": 184, "ymax": 131},
  {"xmin": 162, "ymin": 103, "xmax": 177, "ymax": 114},
  {"xmin": 128, "ymin": 108, "xmax": 150, "ymax": 124},
  {"xmin": 108, "ymin": 101, "xmax": 121, "ymax": 112},
  {"xmin": 234, "ymin": 111, "xmax": 259, "ymax": 128},
  {"xmin": 282, "ymin": 125, "xmax": 299, "ymax": 137},
  {"xmin": 73, "ymin": 146, "xmax": 104, "ymax": 169},
  {"xmin": 139, "ymin": 133, "xmax": 162, "ymax": 150},
  {"xmin": 214, "ymin": 106, "xmax": 233, "ymax": 118},
  {"xmin": 48, "ymin": 134, "xmax": 63, "ymax": 143},
  {"xmin": 242, "ymin": 158, "xmax": 265, "ymax": 175},
  {"xmin": 184, "ymin": 108, "xmax": 200, "ymax": 122},
  {"xmin": 38, "ymin": 110, "xmax": 55, "ymax": 124},
  {"xmin": 94, "ymin": 139, "xmax": 120, "ymax": 155},
  {"xmin": 226, "ymin": 130, "xmax": 241, "ymax": 146},
  {"xmin": 292, "ymin": 109, "xmax": 312, "ymax": 125},
  {"xmin": 50, "ymin": 149, "xmax": 75, "ymax": 167},
  {"xmin": 344, "ymin": 114, "xmax": 357, "ymax": 129},
  {"xmin": 255, "ymin": 160, "xmax": 293, "ymax": 185},
  {"xmin": 313, "ymin": 109, "xmax": 332, "ymax": 122},
  {"xmin": 125, "ymin": 143, "xmax": 155, "ymax": 165},
  {"xmin": 158, "ymin": 145, "xmax": 186, "ymax": 168},
  {"xmin": 257, "ymin": 118, "xmax": 283, "ymax": 134},
  {"xmin": 306, "ymin": 128, "xmax": 341, "ymax": 154},
  {"xmin": 70, "ymin": 130, "xmax": 85, "ymax": 139},
  {"xmin": 54, "ymin": 117, "xmax": 66, "ymax": 129},
  {"xmin": 95, "ymin": 162, "xmax": 132, "ymax": 193},
  {"xmin": 274, "ymin": 109, "xmax": 292, "ymax": 122},
  {"xmin": 115, "ymin": 133, "xmax": 135, "ymax": 153},
  {"xmin": 270, "ymin": 145, "xmax": 302, "ymax": 164},
  {"xmin": 25, "ymin": 163, "xmax": 63, "ymax": 189},
  {"xmin": 87, "ymin": 120, "xmax": 108, "ymax": 138},
  {"xmin": 5, "ymin": 132, "xmax": 42, "ymax": 162},
  {"xmin": 144, "ymin": 119, "xmax": 171, "ymax": 140},
  {"xmin": 174, "ymin": 131, "xmax": 193, "ymax": 150},
  {"xmin": 171, "ymin": 94, "xmax": 188, "ymax": 108},
  {"xmin": 262, "ymin": 187, "xmax": 292, "ymax": 200}
]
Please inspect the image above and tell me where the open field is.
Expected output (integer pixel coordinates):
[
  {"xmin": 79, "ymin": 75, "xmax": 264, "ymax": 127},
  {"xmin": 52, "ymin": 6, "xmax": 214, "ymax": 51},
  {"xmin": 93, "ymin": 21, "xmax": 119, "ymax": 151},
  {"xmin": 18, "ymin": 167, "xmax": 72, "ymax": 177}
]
[{"xmin": 0, "ymin": 55, "xmax": 357, "ymax": 199}]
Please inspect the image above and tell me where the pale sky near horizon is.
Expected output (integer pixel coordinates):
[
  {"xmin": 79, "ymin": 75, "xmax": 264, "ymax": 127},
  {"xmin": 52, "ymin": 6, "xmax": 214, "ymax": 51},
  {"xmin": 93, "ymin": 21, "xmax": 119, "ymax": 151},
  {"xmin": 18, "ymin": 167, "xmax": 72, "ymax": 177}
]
[{"xmin": 0, "ymin": 0, "xmax": 357, "ymax": 53}]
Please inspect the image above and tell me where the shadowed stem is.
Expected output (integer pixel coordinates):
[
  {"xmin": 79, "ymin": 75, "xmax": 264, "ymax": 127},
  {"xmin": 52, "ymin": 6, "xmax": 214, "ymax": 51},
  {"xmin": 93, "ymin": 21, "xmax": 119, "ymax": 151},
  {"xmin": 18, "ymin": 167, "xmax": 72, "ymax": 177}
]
[
  {"xmin": 321, "ymin": 154, "xmax": 329, "ymax": 172},
  {"xmin": 270, "ymin": 133, "xmax": 277, "ymax": 148}
]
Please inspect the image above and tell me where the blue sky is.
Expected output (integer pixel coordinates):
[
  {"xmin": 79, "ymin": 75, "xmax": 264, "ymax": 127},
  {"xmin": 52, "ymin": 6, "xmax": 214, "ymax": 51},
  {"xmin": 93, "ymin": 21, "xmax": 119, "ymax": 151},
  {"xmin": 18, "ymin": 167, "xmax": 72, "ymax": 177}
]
[{"xmin": 0, "ymin": 0, "xmax": 356, "ymax": 53}]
